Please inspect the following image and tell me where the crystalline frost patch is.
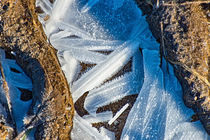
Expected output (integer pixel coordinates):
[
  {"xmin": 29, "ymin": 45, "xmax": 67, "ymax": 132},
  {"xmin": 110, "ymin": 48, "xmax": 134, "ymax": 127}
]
[{"xmin": 37, "ymin": 0, "xmax": 209, "ymax": 139}]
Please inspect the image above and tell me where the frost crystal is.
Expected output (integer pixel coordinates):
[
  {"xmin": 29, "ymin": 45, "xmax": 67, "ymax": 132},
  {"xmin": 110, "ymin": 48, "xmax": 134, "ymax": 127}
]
[
  {"xmin": 37, "ymin": 0, "xmax": 209, "ymax": 139},
  {"xmin": 108, "ymin": 103, "xmax": 129, "ymax": 125}
]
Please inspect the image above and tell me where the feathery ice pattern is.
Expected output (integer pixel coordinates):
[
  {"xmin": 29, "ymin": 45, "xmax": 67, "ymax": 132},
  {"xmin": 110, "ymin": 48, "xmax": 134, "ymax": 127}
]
[{"xmin": 36, "ymin": 0, "xmax": 209, "ymax": 139}]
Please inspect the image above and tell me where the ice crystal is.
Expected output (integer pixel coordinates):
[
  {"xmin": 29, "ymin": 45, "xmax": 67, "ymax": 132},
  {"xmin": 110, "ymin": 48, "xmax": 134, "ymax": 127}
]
[
  {"xmin": 0, "ymin": 49, "xmax": 32, "ymax": 133},
  {"xmin": 37, "ymin": 0, "xmax": 209, "ymax": 139},
  {"xmin": 108, "ymin": 103, "xmax": 129, "ymax": 125}
]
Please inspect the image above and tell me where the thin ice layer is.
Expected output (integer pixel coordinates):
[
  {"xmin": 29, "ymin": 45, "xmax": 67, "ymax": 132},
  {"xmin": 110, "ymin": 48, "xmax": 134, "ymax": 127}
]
[
  {"xmin": 121, "ymin": 50, "xmax": 209, "ymax": 139},
  {"xmin": 71, "ymin": 112, "xmax": 104, "ymax": 140},
  {"xmin": 37, "ymin": 0, "xmax": 208, "ymax": 139},
  {"xmin": 0, "ymin": 49, "xmax": 32, "ymax": 133},
  {"xmin": 82, "ymin": 111, "xmax": 113, "ymax": 123},
  {"xmin": 100, "ymin": 127, "xmax": 115, "ymax": 140}
]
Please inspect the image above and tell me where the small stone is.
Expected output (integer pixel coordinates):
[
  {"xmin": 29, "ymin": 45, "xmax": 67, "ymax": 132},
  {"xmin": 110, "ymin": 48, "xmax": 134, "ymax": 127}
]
[
  {"xmin": 28, "ymin": 30, "xmax": 32, "ymax": 35},
  {"xmin": 20, "ymin": 19, "xmax": 24, "ymax": 24},
  {"xmin": 21, "ymin": 30, "xmax": 25, "ymax": 34},
  {"xmin": 20, "ymin": 89, "xmax": 33, "ymax": 101},
  {"xmin": 113, "ymin": 120, "xmax": 119, "ymax": 125},
  {"xmin": 44, "ymin": 15, "xmax": 50, "ymax": 21},
  {"xmin": 2, "ymin": 5, "xmax": 8, "ymax": 11}
]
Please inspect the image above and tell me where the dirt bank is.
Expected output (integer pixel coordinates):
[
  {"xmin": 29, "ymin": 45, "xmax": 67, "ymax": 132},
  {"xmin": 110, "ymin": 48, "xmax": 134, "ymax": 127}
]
[{"xmin": 0, "ymin": 0, "xmax": 74, "ymax": 139}]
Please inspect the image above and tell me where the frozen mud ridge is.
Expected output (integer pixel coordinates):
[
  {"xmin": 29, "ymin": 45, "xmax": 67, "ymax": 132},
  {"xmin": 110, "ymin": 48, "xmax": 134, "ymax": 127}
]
[{"xmin": 36, "ymin": 0, "xmax": 208, "ymax": 139}]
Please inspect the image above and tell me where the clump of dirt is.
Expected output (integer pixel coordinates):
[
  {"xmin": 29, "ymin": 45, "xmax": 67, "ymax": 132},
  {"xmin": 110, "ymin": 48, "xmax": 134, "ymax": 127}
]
[
  {"xmin": 136, "ymin": 0, "xmax": 209, "ymax": 134},
  {"xmin": 0, "ymin": 0, "xmax": 74, "ymax": 139}
]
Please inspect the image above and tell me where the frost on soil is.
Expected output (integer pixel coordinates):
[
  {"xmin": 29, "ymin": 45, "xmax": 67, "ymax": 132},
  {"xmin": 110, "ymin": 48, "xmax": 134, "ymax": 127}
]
[{"xmin": 37, "ymin": 0, "xmax": 209, "ymax": 139}]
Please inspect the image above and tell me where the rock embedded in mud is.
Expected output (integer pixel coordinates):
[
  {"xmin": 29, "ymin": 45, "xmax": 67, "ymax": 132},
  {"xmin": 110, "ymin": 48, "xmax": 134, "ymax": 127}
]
[{"xmin": 0, "ymin": 0, "xmax": 74, "ymax": 139}]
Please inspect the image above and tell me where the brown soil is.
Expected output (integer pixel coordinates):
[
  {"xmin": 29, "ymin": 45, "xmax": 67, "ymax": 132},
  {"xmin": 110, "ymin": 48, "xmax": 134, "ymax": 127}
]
[
  {"xmin": 136, "ymin": 0, "xmax": 209, "ymax": 134},
  {"xmin": 0, "ymin": 0, "xmax": 74, "ymax": 139}
]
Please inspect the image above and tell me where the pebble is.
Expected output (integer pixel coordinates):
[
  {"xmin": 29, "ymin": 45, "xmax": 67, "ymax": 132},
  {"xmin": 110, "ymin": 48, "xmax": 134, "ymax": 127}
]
[
  {"xmin": 20, "ymin": 18, "xmax": 24, "ymax": 24},
  {"xmin": 2, "ymin": 5, "xmax": 8, "ymax": 11}
]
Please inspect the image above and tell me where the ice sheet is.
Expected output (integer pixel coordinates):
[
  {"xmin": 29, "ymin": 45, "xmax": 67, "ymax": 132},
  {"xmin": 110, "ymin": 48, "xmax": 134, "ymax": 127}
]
[
  {"xmin": 37, "ymin": 0, "xmax": 209, "ymax": 139},
  {"xmin": 121, "ymin": 51, "xmax": 209, "ymax": 140},
  {"xmin": 0, "ymin": 49, "xmax": 32, "ymax": 133}
]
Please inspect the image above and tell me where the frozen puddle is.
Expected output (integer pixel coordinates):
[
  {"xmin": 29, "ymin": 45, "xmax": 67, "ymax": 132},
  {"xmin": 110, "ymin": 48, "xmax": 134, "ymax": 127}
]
[
  {"xmin": 37, "ymin": 0, "xmax": 209, "ymax": 139},
  {"xmin": 0, "ymin": 49, "xmax": 33, "ymax": 135}
]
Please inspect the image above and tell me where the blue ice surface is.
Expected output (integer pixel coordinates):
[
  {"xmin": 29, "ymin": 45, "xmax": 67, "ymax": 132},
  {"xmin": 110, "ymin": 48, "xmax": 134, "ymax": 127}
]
[
  {"xmin": 37, "ymin": 0, "xmax": 209, "ymax": 139},
  {"xmin": 0, "ymin": 49, "xmax": 33, "ymax": 134}
]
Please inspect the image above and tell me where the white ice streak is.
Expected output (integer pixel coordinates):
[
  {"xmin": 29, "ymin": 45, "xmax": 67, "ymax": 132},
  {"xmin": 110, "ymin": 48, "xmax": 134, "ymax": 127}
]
[
  {"xmin": 84, "ymin": 73, "xmax": 142, "ymax": 114},
  {"xmin": 36, "ymin": 0, "xmax": 52, "ymax": 15},
  {"xmin": 51, "ymin": 37, "xmax": 121, "ymax": 52},
  {"xmin": 100, "ymin": 127, "xmax": 115, "ymax": 140},
  {"xmin": 63, "ymin": 49, "xmax": 107, "ymax": 64},
  {"xmin": 82, "ymin": 111, "xmax": 113, "ymax": 123},
  {"xmin": 71, "ymin": 41, "xmax": 140, "ymax": 102},
  {"xmin": 81, "ymin": 0, "xmax": 99, "ymax": 13},
  {"xmin": 61, "ymin": 54, "xmax": 81, "ymax": 85},
  {"xmin": 71, "ymin": 112, "xmax": 104, "ymax": 140},
  {"xmin": 108, "ymin": 103, "xmax": 129, "ymax": 125},
  {"xmin": 54, "ymin": 21, "xmax": 92, "ymax": 39}
]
